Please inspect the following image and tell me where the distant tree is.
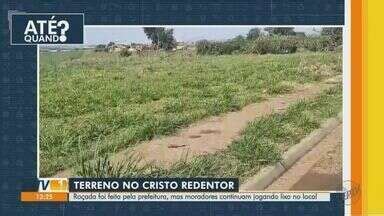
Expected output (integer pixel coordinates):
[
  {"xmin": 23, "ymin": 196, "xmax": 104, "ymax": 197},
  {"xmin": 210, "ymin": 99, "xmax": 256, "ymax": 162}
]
[
  {"xmin": 143, "ymin": 27, "xmax": 176, "ymax": 50},
  {"xmin": 107, "ymin": 41, "xmax": 115, "ymax": 47},
  {"xmin": 231, "ymin": 35, "xmax": 247, "ymax": 45},
  {"xmin": 94, "ymin": 44, "xmax": 107, "ymax": 52},
  {"xmin": 158, "ymin": 29, "xmax": 177, "ymax": 50},
  {"xmin": 232, "ymin": 35, "xmax": 246, "ymax": 42},
  {"xmin": 247, "ymin": 28, "xmax": 261, "ymax": 39},
  {"xmin": 230, "ymin": 35, "xmax": 247, "ymax": 51},
  {"xmin": 264, "ymin": 27, "xmax": 296, "ymax": 36},
  {"xmin": 143, "ymin": 27, "xmax": 163, "ymax": 47},
  {"xmin": 321, "ymin": 27, "xmax": 342, "ymax": 45}
]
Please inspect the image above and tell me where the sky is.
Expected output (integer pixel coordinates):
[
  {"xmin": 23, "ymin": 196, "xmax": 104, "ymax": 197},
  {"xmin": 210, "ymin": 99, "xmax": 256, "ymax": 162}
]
[{"xmin": 84, "ymin": 26, "xmax": 320, "ymax": 45}]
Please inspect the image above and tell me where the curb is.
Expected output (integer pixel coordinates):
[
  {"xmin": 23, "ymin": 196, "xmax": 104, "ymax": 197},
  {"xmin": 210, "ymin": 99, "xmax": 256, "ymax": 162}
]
[{"xmin": 239, "ymin": 112, "xmax": 342, "ymax": 191}]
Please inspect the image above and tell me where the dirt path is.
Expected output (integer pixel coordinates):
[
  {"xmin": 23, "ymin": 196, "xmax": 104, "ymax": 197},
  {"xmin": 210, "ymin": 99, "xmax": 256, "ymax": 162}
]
[
  {"xmin": 54, "ymin": 80, "xmax": 338, "ymax": 178},
  {"xmin": 111, "ymin": 83, "xmax": 335, "ymax": 168},
  {"xmin": 266, "ymin": 124, "xmax": 342, "ymax": 191}
]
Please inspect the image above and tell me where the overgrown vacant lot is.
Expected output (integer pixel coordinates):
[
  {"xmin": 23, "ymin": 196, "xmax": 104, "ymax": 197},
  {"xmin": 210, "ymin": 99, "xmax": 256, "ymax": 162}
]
[
  {"xmin": 40, "ymin": 50, "xmax": 341, "ymax": 176},
  {"xmin": 77, "ymin": 85, "xmax": 342, "ymax": 179},
  {"xmin": 158, "ymin": 85, "xmax": 342, "ymax": 180}
]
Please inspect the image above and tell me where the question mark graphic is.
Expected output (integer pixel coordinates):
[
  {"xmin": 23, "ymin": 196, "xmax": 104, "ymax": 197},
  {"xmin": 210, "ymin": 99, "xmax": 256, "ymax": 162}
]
[{"xmin": 57, "ymin": 20, "xmax": 69, "ymax": 42}]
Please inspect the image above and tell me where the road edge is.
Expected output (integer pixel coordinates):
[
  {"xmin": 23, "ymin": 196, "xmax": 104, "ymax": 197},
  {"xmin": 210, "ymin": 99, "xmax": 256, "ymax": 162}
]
[{"xmin": 239, "ymin": 112, "xmax": 343, "ymax": 191}]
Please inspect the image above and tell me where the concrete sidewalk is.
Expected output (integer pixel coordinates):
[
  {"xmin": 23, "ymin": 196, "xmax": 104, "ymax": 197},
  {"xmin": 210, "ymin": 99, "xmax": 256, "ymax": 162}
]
[{"xmin": 266, "ymin": 124, "xmax": 342, "ymax": 191}]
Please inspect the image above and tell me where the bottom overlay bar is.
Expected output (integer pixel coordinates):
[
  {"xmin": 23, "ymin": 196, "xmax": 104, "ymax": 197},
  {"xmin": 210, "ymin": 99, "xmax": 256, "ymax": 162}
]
[
  {"xmin": 69, "ymin": 192, "xmax": 330, "ymax": 202},
  {"xmin": 20, "ymin": 192, "xmax": 332, "ymax": 202}
]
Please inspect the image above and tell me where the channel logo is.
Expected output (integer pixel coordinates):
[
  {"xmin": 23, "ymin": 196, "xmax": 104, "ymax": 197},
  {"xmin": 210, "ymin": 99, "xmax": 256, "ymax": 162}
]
[
  {"xmin": 10, "ymin": 13, "xmax": 83, "ymax": 45},
  {"xmin": 38, "ymin": 179, "xmax": 69, "ymax": 192}
]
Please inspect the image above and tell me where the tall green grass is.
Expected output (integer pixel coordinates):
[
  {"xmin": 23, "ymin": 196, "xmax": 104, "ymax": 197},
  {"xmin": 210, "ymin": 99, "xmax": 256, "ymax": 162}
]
[
  {"xmin": 40, "ymin": 50, "xmax": 341, "ymax": 176},
  {"xmin": 75, "ymin": 85, "xmax": 342, "ymax": 179},
  {"xmin": 196, "ymin": 36, "xmax": 340, "ymax": 55},
  {"xmin": 162, "ymin": 85, "xmax": 342, "ymax": 179}
]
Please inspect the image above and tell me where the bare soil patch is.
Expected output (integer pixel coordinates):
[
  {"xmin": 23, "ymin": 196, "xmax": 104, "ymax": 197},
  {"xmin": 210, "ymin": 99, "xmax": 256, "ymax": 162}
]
[
  {"xmin": 54, "ymin": 81, "xmax": 337, "ymax": 178},
  {"xmin": 111, "ymin": 83, "xmax": 334, "ymax": 169}
]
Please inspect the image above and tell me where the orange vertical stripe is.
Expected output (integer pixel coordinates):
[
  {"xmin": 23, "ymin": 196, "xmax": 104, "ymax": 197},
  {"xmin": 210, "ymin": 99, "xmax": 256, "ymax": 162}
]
[{"xmin": 351, "ymin": 0, "xmax": 363, "ymax": 214}]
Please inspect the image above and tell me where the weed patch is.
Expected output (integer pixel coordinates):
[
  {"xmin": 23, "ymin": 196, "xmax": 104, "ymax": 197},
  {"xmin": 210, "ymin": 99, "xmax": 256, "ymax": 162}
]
[
  {"xmin": 74, "ymin": 85, "xmax": 342, "ymax": 179},
  {"xmin": 40, "ymin": 50, "xmax": 341, "ymax": 176}
]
